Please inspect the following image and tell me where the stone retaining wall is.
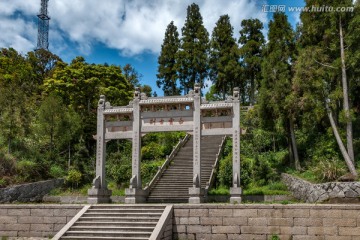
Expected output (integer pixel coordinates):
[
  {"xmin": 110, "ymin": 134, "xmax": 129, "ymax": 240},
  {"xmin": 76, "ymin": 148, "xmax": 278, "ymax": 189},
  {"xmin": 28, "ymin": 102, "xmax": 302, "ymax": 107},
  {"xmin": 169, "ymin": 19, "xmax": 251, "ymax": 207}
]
[
  {"xmin": 2, "ymin": 204, "xmax": 360, "ymax": 239},
  {"xmin": 173, "ymin": 204, "xmax": 360, "ymax": 240},
  {"xmin": 282, "ymin": 173, "xmax": 360, "ymax": 203},
  {"xmin": 0, "ymin": 179, "xmax": 64, "ymax": 203},
  {"xmin": 0, "ymin": 205, "xmax": 83, "ymax": 238}
]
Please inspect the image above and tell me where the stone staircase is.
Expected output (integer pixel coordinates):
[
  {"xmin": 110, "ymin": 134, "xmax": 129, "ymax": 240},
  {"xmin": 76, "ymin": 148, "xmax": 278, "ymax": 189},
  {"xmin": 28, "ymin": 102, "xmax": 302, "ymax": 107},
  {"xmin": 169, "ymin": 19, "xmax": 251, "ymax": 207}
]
[
  {"xmin": 147, "ymin": 135, "xmax": 224, "ymax": 203},
  {"xmin": 53, "ymin": 205, "xmax": 172, "ymax": 240}
]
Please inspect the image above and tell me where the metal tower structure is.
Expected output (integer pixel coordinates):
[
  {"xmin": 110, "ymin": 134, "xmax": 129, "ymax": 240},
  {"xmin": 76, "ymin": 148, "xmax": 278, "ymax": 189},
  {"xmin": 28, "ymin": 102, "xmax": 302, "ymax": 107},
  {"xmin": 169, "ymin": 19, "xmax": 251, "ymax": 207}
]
[{"xmin": 36, "ymin": 0, "xmax": 50, "ymax": 50}]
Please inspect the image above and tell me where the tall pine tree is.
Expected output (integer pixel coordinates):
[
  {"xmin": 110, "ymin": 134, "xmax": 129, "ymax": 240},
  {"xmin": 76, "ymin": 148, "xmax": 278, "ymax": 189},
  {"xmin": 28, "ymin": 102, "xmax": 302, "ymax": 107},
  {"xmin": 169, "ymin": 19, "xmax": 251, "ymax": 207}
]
[
  {"xmin": 259, "ymin": 12, "xmax": 300, "ymax": 170},
  {"xmin": 209, "ymin": 15, "xmax": 241, "ymax": 100},
  {"xmin": 293, "ymin": 0, "xmax": 357, "ymax": 175},
  {"xmin": 239, "ymin": 19, "xmax": 265, "ymax": 105},
  {"xmin": 177, "ymin": 3, "xmax": 209, "ymax": 93},
  {"xmin": 157, "ymin": 21, "xmax": 181, "ymax": 96}
]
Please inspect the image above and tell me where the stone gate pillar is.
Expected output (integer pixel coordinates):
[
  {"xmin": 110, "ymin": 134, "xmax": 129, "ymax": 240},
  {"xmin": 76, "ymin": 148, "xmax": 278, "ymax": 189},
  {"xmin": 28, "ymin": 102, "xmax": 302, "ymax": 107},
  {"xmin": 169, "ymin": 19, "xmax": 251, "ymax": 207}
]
[
  {"xmin": 88, "ymin": 95, "xmax": 112, "ymax": 204},
  {"xmin": 189, "ymin": 83, "xmax": 204, "ymax": 203},
  {"xmin": 125, "ymin": 88, "xmax": 147, "ymax": 203},
  {"xmin": 230, "ymin": 87, "xmax": 242, "ymax": 203}
]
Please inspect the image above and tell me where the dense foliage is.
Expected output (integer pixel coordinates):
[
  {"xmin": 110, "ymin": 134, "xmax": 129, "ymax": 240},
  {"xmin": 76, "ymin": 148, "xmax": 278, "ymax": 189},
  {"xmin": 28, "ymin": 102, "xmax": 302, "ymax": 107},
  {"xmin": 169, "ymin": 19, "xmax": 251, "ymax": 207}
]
[
  {"xmin": 0, "ymin": 48, "xmax": 161, "ymax": 189},
  {"xmin": 1, "ymin": 1, "xmax": 360, "ymax": 194},
  {"xmin": 157, "ymin": 1, "xmax": 360, "ymax": 189}
]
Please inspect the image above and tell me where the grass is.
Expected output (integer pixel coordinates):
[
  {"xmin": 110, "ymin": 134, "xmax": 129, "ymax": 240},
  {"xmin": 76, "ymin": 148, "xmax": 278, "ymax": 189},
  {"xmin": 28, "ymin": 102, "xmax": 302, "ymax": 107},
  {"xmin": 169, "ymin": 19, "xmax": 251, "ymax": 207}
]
[
  {"xmin": 107, "ymin": 181, "xmax": 125, "ymax": 196},
  {"xmin": 286, "ymin": 169, "xmax": 318, "ymax": 183},
  {"xmin": 48, "ymin": 181, "xmax": 126, "ymax": 196},
  {"xmin": 243, "ymin": 182, "xmax": 290, "ymax": 195},
  {"xmin": 208, "ymin": 186, "xmax": 230, "ymax": 195},
  {"xmin": 209, "ymin": 182, "xmax": 290, "ymax": 196}
]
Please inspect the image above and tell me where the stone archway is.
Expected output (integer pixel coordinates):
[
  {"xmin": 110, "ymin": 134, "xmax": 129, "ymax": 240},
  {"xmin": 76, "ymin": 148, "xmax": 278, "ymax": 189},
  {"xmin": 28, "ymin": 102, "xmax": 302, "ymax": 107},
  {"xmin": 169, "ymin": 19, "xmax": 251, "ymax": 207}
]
[{"xmin": 88, "ymin": 84, "xmax": 241, "ymax": 204}]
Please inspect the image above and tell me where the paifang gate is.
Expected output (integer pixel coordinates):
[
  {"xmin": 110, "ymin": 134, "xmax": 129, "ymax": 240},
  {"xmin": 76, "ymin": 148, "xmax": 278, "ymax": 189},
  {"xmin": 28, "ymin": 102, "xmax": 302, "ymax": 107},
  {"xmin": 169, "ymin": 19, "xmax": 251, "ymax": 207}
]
[{"xmin": 88, "ymin": 84, "xmax": 242, "ymax": 204}]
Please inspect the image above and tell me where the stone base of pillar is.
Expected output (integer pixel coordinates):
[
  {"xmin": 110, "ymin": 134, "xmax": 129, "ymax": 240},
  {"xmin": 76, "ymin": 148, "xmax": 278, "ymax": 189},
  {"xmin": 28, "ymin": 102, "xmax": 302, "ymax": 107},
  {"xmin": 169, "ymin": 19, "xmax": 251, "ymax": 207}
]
[
  {"xmin": 87, "ymin": 188, "xmax": 112, "ymax": 204},
  {"xmin": 188, "ymin": 187, "xmax": 204, "ymax": 204},
  {"xmin": 230, "ymin": 187, "xmax": 242, "ymax": 204},
  {"xmin": 125, "ymin": 188, "xmax": 147, "ymax": 204}
]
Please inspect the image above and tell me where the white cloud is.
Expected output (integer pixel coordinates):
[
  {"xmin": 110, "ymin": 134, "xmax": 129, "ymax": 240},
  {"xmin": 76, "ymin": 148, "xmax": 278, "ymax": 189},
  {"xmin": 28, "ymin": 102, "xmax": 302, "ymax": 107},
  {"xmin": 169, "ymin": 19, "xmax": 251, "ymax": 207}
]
[{"xmin": 0, "ymin": 0, "xmax": 267, "ymax": 56}]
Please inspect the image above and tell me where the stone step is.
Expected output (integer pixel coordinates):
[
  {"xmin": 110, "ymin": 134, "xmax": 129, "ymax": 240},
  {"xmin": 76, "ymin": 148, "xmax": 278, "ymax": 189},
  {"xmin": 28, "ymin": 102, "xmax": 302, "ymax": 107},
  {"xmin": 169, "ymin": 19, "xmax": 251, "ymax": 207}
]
[
  {"xmin": 73, "ymin": 221, "xmax": 157, "ymax": 227},
  {"xmin": 89, "ymin": 205, "xmax": 165, "ymax": 210},
  {"xmin": 87, "ymin": 209, "xmax": 164, "ymax": 213},
  {"xmin": 69, "ymin": 226, "xmax": 154, "ymax": 232},
  {"xmin": 151, "ymin": 185, "xmax": 189, "ymax": 188},
  {"xmin": 64, "ymin": 231, "xmax": 151, "ymax": 238},
  {"xmin": 83, "ymin": 212, "xmax": 162, "ymax": 218},
  {"xmin": 56, "ymin": 205, "xmax": 170, "ymax": 240},
  {"xmin": 146, "ymin": 135, "xmax": 224, "ymax": 202},
  {"xmin": 147, "ymin": 195, "xmax": 189, "ymax": 199},
  {"xmin": 79, "ymin": 217, "xmax": 159, "ymax": 222},
  {"xmin": 61, "ymin": 237, "xmax": 149, "ymax": 240}
]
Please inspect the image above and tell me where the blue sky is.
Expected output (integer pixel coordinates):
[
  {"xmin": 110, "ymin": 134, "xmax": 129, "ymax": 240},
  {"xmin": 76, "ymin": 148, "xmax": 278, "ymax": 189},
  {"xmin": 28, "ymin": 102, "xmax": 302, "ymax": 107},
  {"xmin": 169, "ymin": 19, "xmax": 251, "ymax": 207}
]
[{"xmin": 0, "ymin": 0, "xmax": 305, "ymax": 96}]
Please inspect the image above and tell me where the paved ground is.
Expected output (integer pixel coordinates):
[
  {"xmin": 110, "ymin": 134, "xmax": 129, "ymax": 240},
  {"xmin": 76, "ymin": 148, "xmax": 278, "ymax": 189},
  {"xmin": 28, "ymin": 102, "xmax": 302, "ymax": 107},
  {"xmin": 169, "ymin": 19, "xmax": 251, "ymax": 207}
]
[{"xmin": 8, "ymin": 238, "xmax": 49, "ymax": 240}]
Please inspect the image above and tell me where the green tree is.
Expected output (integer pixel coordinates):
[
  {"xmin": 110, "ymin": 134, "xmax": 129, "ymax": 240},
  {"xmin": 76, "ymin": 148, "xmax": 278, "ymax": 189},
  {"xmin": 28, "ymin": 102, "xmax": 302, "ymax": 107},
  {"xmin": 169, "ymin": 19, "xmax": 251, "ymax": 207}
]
[
  {"xmin": 0, "ymin": 48, "xmax": 35, "ymax": 153},
  {"xmin": 27, "ymin": 49, "xmax": 62, "ymax": 83},
  {"xmin": 35, "ymin": 94, "xmax": 67, "ymax": 160},
  {"xmin": 157, "ymin": 21, "xmax": 181, "ymax": 96},
  {"xmin": 209, "ymin": 15, "xmax": 241, "ymax": 100},
  {"xmin": 239, "ymin": 18, "xmax": 265, "ymax": 105},
  {"xmin": 140, "ymin": 84, "xmax": 152, "ymax": 97},
  {"xmin": 43, "ymin": 57, "xmax": 133, "ymax": 160},
  {"xmin": 123, "ymin": 63, "xmax": 142, "ymax": 88},
  {"xmin": 258, "ymin": 12, "xmax": 300, "ymax": 170},
  {"xmin": 293, "ymin": 0, "xmax": 357, "ymax": 176},
  {"xmin": 177, "ymin": 3, "xmax": 209, "ymax": 93}
]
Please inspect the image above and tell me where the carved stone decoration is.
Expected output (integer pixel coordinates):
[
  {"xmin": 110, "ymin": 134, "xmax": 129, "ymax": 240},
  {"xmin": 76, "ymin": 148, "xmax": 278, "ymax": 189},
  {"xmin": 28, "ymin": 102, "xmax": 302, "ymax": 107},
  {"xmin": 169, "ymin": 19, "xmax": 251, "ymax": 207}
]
[
  {"xmin": 230, "ymin": 87, "xmax": 242, "ymax": 204},
  {"xmin": 140, "ymin": 92, "xmax": 148, "ymax": 100},
  {"xmin": 189, "ymin": 83, "xmax": 203, "ymax": 203},
  {"xmin": 92, "ymin": 175, "xmax": 101, "ymax": 189}
]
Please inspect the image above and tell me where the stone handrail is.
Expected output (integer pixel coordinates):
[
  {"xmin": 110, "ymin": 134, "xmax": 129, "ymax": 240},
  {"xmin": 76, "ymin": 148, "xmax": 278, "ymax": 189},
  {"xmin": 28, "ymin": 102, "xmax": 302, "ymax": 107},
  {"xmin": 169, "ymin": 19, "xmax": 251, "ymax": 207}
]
[
  {"xmin": 144, "ymin": 134, "xmax": 190, "ymax": 192},
  {"xmin": 149, "ymin": 205, "xmax": 173, "ymax": 240},
  {"xmin": 52, "ymin": 205, "xmax": 91, "ymax": 240},
  {"xmin": 205, "ymin": 136, "xmax": 227, "ymax": 192}
]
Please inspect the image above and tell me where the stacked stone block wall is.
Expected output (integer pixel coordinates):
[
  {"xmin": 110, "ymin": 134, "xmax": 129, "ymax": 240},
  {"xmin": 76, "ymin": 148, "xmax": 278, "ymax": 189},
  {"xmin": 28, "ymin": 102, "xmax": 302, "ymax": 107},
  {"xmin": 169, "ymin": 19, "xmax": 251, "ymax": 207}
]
[
  {"xmin": 282, "ymin": 173, "xmax": 360, "ymax": 203},
  {"xmin": 0, "ymin": 179, "xmax": 64, "ymax": 203},
  {"xmin": 173, "ymin": 204, "xmax": 360, "ymax": 240},
  {"xmin": 0, "ymin": 205, "xmax": 82, "ymax": 238},
  {"xmin": 2, "ymin": 204, "xmax": 360, "ymax": 239}
]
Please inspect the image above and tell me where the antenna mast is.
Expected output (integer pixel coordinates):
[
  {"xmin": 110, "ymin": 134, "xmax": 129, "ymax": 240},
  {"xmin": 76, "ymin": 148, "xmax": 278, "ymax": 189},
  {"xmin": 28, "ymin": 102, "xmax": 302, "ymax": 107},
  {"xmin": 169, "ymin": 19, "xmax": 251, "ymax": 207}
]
[{"xmin": 36, "ymin": 0, "xmax": 50, "ymax": 50}]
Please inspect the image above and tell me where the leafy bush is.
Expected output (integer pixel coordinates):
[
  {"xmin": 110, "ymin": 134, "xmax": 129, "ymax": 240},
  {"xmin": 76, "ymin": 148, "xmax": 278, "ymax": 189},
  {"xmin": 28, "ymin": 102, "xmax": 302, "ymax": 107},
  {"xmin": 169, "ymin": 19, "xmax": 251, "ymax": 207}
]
[
  {"xmin": 312, "ymin": 157, "xmax": 346, "ymax": 182},
  {"xmin": 0, "ymin": 178, "xmax": 8, "ymax": 188},
  {"xmin": 107, "ymin": 158, "xmax": 132, "ymax": 186},
  {"xmin": 50, "ymin": 165, "xmax": 65, "ymax": 178},
  {"xmin": 141, "ymin": 160, "xmax": 163, "ymax": 186},
  {"xmin": 141, "ymin": 142, "xmax": 164, "ymax": 160},
  {"xmin": 218, "ymin": 154, "xmax": 232, "ymax": 187},
  {"xmin": 0, "ymin": 150, "xmax": 16, "ymax": 177},
  {"xmin": 16, "ymin": 160, "xmax": 40, "ymax": 182},
  {"xmin": 66, "ymin": 169, "xmax": 82, "ymax": 188}
]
